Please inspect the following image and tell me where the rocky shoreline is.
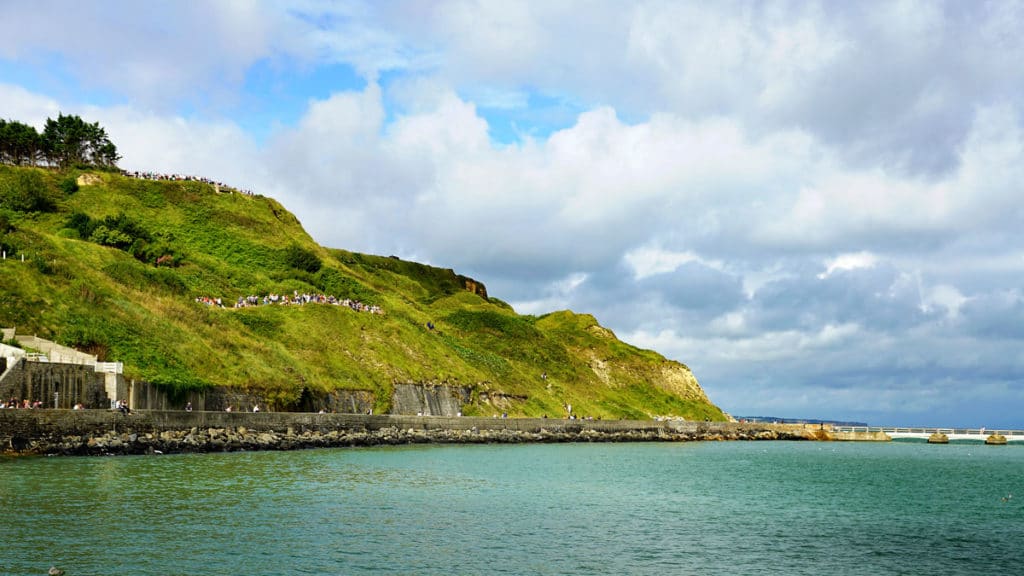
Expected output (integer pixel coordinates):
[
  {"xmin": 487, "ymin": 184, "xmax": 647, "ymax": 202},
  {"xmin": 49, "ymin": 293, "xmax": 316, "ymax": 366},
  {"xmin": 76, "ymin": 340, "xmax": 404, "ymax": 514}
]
[
  {"xmin": 1, "ymin": 410, "xmax": 831, "ymax": 456},
  {"xmin": 28, "ymin": 424, "xmax": 821, "ymax": 456}
]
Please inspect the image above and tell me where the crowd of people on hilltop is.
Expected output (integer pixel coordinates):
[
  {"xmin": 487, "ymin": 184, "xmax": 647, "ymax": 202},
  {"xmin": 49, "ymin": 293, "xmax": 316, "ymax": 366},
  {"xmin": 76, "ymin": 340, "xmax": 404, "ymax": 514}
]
[
  {"xmin": 121, "ymin": 169, "xmax": 256, "ymax": 196},
  {"xmin": 195, "ymin": 291, "xmax": 382, "ymax": 314}
]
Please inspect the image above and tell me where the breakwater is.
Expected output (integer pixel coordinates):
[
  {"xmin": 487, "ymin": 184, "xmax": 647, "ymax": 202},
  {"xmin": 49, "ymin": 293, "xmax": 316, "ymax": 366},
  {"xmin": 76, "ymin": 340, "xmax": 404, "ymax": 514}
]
[{"xmin": 1, "ymin": 410, "xmax": 854, "ymax": 456}]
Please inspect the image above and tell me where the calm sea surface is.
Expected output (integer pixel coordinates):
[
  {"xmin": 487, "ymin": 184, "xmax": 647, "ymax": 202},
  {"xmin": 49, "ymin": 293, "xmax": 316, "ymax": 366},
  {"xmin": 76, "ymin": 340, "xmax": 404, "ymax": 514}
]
[{"xmin": 2, "ymin": 441, "xmax": 1022, "ymax": 575}]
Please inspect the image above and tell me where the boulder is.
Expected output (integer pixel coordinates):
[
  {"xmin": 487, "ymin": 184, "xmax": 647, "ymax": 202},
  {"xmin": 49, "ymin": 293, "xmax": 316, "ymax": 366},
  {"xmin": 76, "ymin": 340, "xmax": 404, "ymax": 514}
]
[
  {"xmin": 985, "ymin": 434, "xmax": 1008, "ymax": 445},
  {"xmin": 927, "ymin": 432, "xmax": 949, "ymax": 444},
  {"xmin": 76, "ymin": 173, "xmax": 102, "ymax": 186}
]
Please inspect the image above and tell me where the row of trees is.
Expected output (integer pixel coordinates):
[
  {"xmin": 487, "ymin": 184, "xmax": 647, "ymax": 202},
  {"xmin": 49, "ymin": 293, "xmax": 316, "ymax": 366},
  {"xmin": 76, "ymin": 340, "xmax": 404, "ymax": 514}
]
[{"xmin": 0, "ymin": 113, "xmax": 120, "ymax": 168}]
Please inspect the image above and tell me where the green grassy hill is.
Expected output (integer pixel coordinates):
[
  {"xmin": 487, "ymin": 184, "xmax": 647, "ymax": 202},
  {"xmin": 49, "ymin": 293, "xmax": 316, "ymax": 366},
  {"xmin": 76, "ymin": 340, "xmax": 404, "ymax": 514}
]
[{"xmin": 0, "ymin": 165, "xmax": 725, "ymax": 420}]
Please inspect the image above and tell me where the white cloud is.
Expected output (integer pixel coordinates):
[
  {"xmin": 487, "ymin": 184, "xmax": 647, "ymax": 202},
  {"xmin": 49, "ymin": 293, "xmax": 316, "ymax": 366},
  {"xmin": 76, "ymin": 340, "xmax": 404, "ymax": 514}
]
[
  {"xmin": 921, "ymin": 284, "xmax": 968, "ymax": 319},
  {"xmin": 818, "ymin": 251, "xmax": 879, "ymax": 279},
  {"xmin": 624, "ymin": 246, "xmax": 725, "ymax": 280},
  {"xmin": 103, "ymin": 111, "xmax": 259, "ymax": 186},
  {"xmin": 0, "ymin": 1, "xmax": 290, "ymax": 108},
  {"xmin": 708, "ymin": 311, "xmax": 748, "ymax": 336},
  {"xmin": 798, "ymin": 322, "xmax": 860, "ymax": 349},
  {"xmin": 0, "ymin": 84, "xmax": 60, "ymax": 127},
  {"xmin": 510, "ymin": 272, "xmax": 588, "ymax": 315}
]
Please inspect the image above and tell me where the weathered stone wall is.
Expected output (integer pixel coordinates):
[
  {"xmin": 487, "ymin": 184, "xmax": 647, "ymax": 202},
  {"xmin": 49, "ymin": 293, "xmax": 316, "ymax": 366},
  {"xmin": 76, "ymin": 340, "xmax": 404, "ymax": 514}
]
[
  {"xmin": 128, "ymin": 380, "xmax": 216, "ymax": 411},
  {"xmin": 0, "ymin": 409, "xmax": 829, "ymax": 455},
  {"xmin": 0, "ymin": 359, "xmax": 109, "ymax": 408},
  {"xmin": 1, "ymin": 361, "xmax": 461, "ymax": 416},
  {"xmin": 390, "ymin": 383, "xmax": 468, "ymax": 416},
  {"xmin": 321, "ymin": 389, "xmax": 375, "ymax": 414},
  {"xmin": 100, "ymin": 380, "xmax": 377, "ymax": 414}
]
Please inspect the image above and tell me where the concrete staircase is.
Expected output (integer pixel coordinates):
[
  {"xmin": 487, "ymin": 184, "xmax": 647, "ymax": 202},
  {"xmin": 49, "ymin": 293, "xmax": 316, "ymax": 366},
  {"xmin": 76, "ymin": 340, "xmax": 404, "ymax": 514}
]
[{"xmin": 11, "ymin": 333, "xmax": 97, "ymax": 365}]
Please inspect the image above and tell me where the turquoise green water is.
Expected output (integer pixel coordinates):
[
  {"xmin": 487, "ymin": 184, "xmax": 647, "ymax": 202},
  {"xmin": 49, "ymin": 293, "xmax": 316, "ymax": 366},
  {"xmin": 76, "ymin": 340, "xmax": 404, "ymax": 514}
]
[{"xmin": 2, "ymin": 441, "xmax": 1022, "ymax": 575}]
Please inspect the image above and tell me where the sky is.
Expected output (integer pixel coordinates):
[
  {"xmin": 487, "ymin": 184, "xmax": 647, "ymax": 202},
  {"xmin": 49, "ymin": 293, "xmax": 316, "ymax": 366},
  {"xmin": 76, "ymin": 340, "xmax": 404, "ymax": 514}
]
[{"xmin": 3, "ymin": 0, "xmax": 1023, "ymax": 427}]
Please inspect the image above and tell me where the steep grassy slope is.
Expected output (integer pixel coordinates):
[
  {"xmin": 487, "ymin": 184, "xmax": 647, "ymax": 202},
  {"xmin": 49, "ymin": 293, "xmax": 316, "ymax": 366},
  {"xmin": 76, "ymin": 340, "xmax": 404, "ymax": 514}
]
[{"xmin": 0, "ymin": 165, "xmax": 725, "ymax": 420}]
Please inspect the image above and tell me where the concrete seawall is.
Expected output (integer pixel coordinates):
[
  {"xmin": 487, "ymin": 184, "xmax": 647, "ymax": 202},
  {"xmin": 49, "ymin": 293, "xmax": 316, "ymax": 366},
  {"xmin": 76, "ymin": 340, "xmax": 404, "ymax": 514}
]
[
  {"xmin": 1, "ymin": 410, "xmax": 858, "ymax": 456},
  {"xmin": 828, "ymin": 430, "xmax": 892, "ymax": 442}
]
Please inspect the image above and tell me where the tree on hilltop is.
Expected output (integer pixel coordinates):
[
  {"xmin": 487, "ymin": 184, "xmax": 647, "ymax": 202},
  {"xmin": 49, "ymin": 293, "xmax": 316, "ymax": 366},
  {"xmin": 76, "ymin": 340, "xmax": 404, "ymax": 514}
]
[
  {"xmin": 41, "ymin": 113, "xmax": 120, "ymax": 168},
  {"xmin": 0, "ymin": 119, "xmax": 43, "ymax": 166},
  {"xmin": 1, "ymin": 113, "xmax": 121, "ymax": 169}
]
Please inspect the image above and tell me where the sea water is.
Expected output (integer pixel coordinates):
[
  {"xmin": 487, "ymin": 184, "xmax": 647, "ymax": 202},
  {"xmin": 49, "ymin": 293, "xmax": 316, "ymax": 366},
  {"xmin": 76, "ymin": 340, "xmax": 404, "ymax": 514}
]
[{"xmin": 2, "ymin": 441, "xmax": 1022, "ymax": 575}]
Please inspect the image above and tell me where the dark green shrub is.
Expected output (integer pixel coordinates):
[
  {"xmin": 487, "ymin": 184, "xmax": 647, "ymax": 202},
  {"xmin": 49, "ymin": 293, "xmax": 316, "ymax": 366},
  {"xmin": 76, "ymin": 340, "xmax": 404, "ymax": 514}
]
[
  {"xmin": 100, "ymin": 213, "xmax": 150, "ymax": 244},
  {"xmin": 31, "ymin": 253, "xmax": 54, "ymax": 275},
  {"xmin": 66, "ymin": 211, "xmax": 96, "ymax": 238},
  {"xmin": 129, "ymin": 234, "xmax": 183, "ymax": 267},
  {"xmin": 89, "ymin": 225, "xmax": 133, "ymax": 248},
  {"xmin": 284, "ymin": 244, "xmax": 322, "ymax": 273},
  {"xmin": 60, "ymin": 177, "xmax": 79, "ymax": 195},
  {"xmin": 0, "ymin": 238, "xmax": 17, "ymax": 256}
]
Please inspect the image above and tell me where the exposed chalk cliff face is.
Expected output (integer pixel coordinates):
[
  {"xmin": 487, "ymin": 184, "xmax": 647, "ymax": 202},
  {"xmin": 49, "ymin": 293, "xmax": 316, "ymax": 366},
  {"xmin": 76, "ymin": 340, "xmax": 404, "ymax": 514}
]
[
  {"xmin": 461, "ymin": 277, "xmax": 488, "ymax": 299},
  {"xmin": 585, "ymin": 350, "xmax": 712, "ymax": 405},
  {"xmin": 654, "ymin": 363, "xmax": 710, "ymax": 402}
]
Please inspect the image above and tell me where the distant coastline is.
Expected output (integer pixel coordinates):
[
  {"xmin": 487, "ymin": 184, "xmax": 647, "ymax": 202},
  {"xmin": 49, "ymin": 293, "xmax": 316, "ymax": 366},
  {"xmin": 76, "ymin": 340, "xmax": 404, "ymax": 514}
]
[{"xmin": 736, "ymin": 415, "xmax": 869, "ymax": 427}]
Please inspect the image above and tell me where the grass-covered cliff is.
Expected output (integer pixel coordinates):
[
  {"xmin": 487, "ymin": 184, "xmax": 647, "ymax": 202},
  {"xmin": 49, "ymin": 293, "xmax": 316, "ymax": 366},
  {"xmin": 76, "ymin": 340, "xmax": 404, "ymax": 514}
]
[{"xmin": 0, "ymin": 165, "xmax": 725, "ymax": 420}]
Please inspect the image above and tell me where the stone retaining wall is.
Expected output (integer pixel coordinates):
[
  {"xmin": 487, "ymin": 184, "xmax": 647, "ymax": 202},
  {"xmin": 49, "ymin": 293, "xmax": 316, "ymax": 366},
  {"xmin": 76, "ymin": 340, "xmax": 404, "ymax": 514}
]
[
  {"xmin": 0, "ymin": 359, "xmax": 109, "ymax": 408},
  {"xmin": 0, "ymin": 410, "xmax": 827, "ymax": 456},
  {"xmin": 0, "ymin": 360, "xmax": 491, "ymax": 417}
]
